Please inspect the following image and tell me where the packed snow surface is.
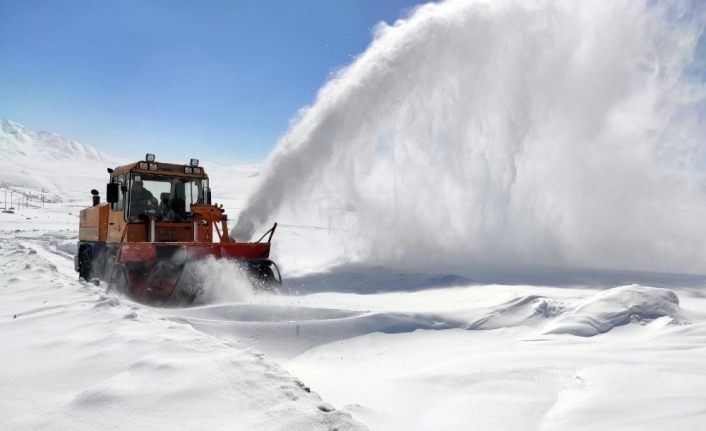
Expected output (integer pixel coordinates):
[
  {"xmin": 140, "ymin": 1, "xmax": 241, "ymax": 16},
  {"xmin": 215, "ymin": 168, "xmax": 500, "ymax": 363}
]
[
  {"xmin": 0, "ymin": 216, "xmax": 365, "ymax": 431},
  {"xmin": 3, "ymin": 203, "xmax": 706, "ymax": 430}
]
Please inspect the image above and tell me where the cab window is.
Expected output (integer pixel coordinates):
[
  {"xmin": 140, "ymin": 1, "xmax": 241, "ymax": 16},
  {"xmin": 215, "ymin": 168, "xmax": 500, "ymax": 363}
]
[
  {"xmin": 127, "ymin": 173, "xmax": 206, "ymax": 222},
  {"xmin": 111, "ymin": 175, "xmax": 125, "ymax": 211}
]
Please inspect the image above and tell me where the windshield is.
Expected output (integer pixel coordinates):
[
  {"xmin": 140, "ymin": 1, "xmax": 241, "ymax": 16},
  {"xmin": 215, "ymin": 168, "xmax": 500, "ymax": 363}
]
[{"xmin": 127, "ymin": 173, "xmax": 208, "ymax": 222}]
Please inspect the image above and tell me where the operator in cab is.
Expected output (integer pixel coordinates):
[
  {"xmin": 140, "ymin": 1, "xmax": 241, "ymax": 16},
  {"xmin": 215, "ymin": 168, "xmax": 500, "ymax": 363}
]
[{"xmin": 129, "ymin": 178, "xmax": 156, "ymax": 219}]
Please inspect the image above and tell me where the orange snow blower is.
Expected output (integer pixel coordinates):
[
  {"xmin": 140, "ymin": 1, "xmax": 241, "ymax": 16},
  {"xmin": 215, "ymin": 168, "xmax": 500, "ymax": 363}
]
[{"xmin": 75, "ymin": 154, "xmax": 280, "ymax": 303}]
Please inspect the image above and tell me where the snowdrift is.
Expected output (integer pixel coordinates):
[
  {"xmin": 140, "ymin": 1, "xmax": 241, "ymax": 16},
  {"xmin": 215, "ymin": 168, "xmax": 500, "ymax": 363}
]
[
  {"xmin": 0, "ymin": 234, "xmax": 366, "ymax": 430},
  {"xmin": 544, "ymin": 285, "xmax": 686, "ymax": 337}
]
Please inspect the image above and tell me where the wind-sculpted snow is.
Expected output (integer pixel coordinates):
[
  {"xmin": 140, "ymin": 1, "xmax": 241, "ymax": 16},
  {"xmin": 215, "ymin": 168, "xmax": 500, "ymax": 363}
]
[
  {"xmin": 465, "ymin": 285, "xmax": 687, "ymax": 336},
  {"xmin": 166, "ymin": 303, "xmax": 464, "ymax": 358},
  {"xmin": 4, "ymin": 205, "xmax": 706, "ymax": 430},
  {"xmin": 235, "ymin": 0, "xmax": 706, "ymax": 275},
  {"xmin": 165, "ymin": 280, "xmax": 689, "ymax": 361},
  {"xmin": 545, "ymin": 285, "xmax": 687, "ymax": 337},
  {"xmin": 0, "ymin": 235, "xmax": 367, "ymax": 430}
]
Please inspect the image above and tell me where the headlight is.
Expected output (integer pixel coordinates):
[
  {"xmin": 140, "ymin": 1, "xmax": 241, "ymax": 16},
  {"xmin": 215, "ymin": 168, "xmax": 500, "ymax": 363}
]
[
  {"xmin": 190, "ymin": 158, "xmax": 199, "ymax": 167},
  {"xmin": 184, "ymin": 167, "xmax": 193, "ymax": 174},
  {"xmin": 148, "ymin": 163, "xmax": 158, "ymax": 171},
  {"xmin": 146, "ymin": 153, "xmax": 156, "ymax": 162},
  {"xmin": 139, "ymin": 162, "xmax": 148, "ymax": 169},
  {"xmin": 193, "ymin": 167, "xmax": 202, "ymax": 175}
]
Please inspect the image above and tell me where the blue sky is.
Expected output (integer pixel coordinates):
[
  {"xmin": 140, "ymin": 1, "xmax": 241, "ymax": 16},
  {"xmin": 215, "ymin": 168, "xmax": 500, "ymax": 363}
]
[{"xmin": 0, "ymin": 0, "xmax": 426, "ymax": 163}]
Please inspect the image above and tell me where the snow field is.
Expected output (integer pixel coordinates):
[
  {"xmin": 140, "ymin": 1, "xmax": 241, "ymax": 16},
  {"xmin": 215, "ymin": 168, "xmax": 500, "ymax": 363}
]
[
  {"xmin": 153, "ymin": 234, "xmax": 706, "ymax": 430},
  {"xmin": 4, "ymin": 197, "xmax": 706, "ymax": 430},
  {"xmin": 0, "ymin": 230, "xmax": 366, "ymax": 430},
  {"xmin": 4, "ymin": 113, "xmax": 706, "ymax": 430}
]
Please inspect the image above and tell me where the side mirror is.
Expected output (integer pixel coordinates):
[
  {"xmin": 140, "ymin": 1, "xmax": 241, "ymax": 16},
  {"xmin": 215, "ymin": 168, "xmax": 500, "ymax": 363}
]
[{"xmin": 106, "ymin": 183, "xmax": 119, "ymax": 203}]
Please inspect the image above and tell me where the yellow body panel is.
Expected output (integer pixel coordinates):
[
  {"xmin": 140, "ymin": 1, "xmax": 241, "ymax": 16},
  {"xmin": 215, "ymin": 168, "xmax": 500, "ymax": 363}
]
[
  {"xmin": 80, "ymin": 160, "xmax": 216, "ymax": 245},
  {"xmin": 107, "ymin": 209, "xmax": 125, "ymax": 243},
  {"xmin": 78, "ymin": 203, "xmax": 109, "ymax": 242}
]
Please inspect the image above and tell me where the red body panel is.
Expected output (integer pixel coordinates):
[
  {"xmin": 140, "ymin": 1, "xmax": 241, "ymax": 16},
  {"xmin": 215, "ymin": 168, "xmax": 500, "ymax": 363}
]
[
  {"xmin": 118, "ymin": 241, "xmax": 271, "ymax": 264},
  {"xmin": 116, "ymin": 241, "xmax": 271, "ymax": 302}
]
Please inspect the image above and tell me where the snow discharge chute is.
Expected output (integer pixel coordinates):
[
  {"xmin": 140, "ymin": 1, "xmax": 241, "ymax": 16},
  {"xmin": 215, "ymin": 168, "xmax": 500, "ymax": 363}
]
[{"xmin": 234, "ymin": 0, "xmax": 706, "ymax": 274}]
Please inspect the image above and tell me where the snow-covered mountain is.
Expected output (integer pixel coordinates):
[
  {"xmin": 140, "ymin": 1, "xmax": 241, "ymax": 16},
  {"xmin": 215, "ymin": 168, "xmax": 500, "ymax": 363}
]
[
  {"xmin": 0, "ymin": 118, "xmax": 261, "ymax": 209},
  {"xmin": 0, "ymin": 119, "xmax": 122, "ymax": 201},
  {"xmin": 1, "ymin": 119, "xmax": 116, "ymax": 163}
]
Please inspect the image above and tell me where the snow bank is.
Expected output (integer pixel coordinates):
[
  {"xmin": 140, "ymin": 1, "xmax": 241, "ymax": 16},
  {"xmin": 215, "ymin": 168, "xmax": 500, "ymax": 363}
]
[
  {"xmin": 465, "ymin": 285, "xmax": 687, "ymax": 336},
  {"xmin": 2, "ymin": 206, "xmax": 706, "ymax": 431},
  {"xmin": 168, "ymin": 302, "xmax": 463, "ymax": 358},
  {"xmin": 545, "ymin": 285, "xmax": 686, "ymax": 337},
  {"xmin": 468, "ymin": 294, "xmax": 566, "ymax": 330},
  {"xmin": 0, "ymin": 236, "xmax": 366, "ymax": 430}
]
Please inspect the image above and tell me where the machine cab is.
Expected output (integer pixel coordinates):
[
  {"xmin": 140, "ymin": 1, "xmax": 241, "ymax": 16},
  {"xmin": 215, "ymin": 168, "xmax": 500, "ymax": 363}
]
[
  {"xmin": 76, "ymin": 153, "xmax": 279, "ymax": 302},
  {"xmin": 105, "ymin": 154, "xmax": 214, "ymax": 243}
]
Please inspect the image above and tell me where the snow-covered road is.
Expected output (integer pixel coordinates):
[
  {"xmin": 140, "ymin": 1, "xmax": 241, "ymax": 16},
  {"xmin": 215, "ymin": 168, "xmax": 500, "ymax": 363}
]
[
  {"xmin": 3, "ymin": 204, "xmax": 706, "ymax": 430},
  {"xmin": 0, "ymin": 212, "xmax": 365, "ymax": 430}
]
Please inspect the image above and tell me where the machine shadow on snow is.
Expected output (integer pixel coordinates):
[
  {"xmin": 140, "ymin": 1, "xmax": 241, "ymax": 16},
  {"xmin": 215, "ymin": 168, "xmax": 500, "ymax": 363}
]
[{"xmin": 285, "ymin": 263, "xmax": 706, "ymax": 295}]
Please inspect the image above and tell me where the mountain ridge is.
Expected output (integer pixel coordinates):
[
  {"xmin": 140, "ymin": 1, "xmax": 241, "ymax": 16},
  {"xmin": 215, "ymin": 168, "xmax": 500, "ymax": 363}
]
[
  {"xmin": 1, "ymin": 119, "xmax": 119, "ymax": 164},
  {"xmin": 0, "ymin": 119, "xmax": 124, "ymax": 200},
  {"xmin": 0, "ymin": 119, "xmax": 261, "ymax": 203}
]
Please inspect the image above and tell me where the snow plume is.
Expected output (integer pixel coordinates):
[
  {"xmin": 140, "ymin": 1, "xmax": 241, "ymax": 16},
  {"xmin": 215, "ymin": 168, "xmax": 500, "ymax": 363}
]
[
  {"xmin": 183, "ymin": 257, "xmax": 253, "ymax": 303},
  {"xmin": 235, "ymin": 0, "xmax": 706, "ymax": 274}
]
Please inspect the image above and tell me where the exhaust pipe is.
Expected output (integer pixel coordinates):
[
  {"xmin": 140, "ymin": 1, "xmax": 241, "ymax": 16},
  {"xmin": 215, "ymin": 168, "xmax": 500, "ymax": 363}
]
[{"xmin": 91, "ymin": 189, "xmax": 100, "ymax": 206}]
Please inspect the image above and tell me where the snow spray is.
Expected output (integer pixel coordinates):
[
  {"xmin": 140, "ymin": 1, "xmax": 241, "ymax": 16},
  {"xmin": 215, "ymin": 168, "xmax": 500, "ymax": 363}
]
[
  {"xmin": 183, "ymin": 257, "xmax": 254, "ymax": 303},
  {"xmin": 234, "ymin": 0, "xmax": 706, "ymax": 274}
]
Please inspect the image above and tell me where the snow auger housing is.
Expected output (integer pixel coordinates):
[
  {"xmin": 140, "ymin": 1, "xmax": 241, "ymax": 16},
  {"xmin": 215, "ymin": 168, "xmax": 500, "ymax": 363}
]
[{"xmin": 75, "ymin": 154, "xmax": 280, "ymax": 303}]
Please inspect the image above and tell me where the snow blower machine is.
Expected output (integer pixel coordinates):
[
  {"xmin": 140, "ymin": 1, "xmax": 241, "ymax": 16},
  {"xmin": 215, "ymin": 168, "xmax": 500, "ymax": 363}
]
[{"xmin": 75, "ymin": 154, "xmax": 280, "ymax": 303}]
